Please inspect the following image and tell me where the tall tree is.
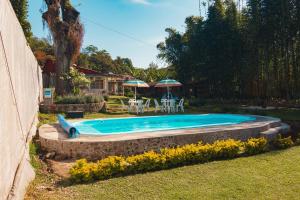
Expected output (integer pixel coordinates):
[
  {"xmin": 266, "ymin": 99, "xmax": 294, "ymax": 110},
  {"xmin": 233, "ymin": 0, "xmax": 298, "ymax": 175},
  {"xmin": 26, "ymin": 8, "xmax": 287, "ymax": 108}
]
[
  {"xmin": 42, "ymin": 0, "xmax": 84, "ymax": 95},
  {"xmin": 10, "ymin": 0, "xmax": 32, "ymax": 39},
  {"xmin": 158, "ymin": 0, "xmax": 300, "ymax": 102}
]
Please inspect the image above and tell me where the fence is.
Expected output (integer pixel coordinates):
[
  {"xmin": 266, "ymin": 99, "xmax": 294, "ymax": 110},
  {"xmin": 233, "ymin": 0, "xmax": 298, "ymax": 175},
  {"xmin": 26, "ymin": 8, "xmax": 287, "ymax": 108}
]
[{"xmin": 0, "ymin": 0, "xmax": 43, "ymax": 199}]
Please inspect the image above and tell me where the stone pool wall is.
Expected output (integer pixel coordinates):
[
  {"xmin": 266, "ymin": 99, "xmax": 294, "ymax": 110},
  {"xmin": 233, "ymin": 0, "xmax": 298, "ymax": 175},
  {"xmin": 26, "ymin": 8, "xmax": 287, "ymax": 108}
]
[{"xmin": 39, "ymin": 118, "xmax": 284, "ymax": 161}]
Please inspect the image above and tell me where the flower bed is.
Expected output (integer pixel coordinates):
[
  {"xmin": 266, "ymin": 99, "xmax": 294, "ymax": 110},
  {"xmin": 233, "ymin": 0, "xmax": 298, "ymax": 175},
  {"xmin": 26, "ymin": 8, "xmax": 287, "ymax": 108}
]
[{"xmin": 69, "ymin": 137, "xmax": 269, "ymax": 183}]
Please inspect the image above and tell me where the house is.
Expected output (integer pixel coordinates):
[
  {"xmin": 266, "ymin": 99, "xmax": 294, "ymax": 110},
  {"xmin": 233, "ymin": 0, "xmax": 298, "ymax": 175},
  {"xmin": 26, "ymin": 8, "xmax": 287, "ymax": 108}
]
[
  {"xmin": 79, "ymin": 67, "xmax": 133, "ymax": 96},
  {"xmin": 42, "ymin": 59, "xmax": 133, "ymax": 95}
]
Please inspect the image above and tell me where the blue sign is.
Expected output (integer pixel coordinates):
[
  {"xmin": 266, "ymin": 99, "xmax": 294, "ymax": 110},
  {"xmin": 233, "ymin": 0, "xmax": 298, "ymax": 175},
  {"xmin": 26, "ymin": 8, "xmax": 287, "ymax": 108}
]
[{"xmin": 44, "ymin": 88, "xmax": 52, "ymax": 98}]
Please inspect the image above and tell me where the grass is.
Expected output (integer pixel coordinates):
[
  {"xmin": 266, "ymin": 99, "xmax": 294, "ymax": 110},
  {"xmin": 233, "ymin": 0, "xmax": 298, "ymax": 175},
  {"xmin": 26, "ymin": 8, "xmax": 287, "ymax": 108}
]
[
  {"xmin": 29, "ymin": 96, "xmax": 300, "ymax": 199},
  {"xmin": 26, "ymin": 146, "xmax": 300, "ymax": 200}
]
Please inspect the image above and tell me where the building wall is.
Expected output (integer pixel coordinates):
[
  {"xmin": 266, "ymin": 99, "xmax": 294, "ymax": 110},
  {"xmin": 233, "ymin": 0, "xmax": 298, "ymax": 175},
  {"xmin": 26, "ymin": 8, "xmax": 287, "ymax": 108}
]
[
  {"xmin": 0, "ymin": 0, "xmax": 43, "ymax": 199},
  {"xmin": 87, "ymin": 75, "xmax": 124, "ymax": 95}
]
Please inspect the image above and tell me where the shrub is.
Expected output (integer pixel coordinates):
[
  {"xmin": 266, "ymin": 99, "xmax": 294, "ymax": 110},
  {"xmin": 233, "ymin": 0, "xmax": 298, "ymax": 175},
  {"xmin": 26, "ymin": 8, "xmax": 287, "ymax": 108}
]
[
  {"xmin": 210, "ymin": 139, "xmax": 242, "ymax": 159},
  {"xmin": 69, "ymin": 138, "xmax": 245, "ymax": 183},
  {"xmin": 295, "ymin": 133, "xmax": 300, "ymax": 145},
  {"xmin": 244, "ymin": 138, "xmax": 268, "ymax": 155},
  {"xmin": 92, "ymin": 156, "xmax": 128, "ymax": 180},
  {"xmin": 124, "ymin": 88, "xmax": 134, "ymax": 98},
  {"xmin": 273, "ymin": 135, "xmax": 294, "ymax": 149},
  {"xmin": 126, "ymin": 151, "xmax": 163, "ymax": 172},
  {"xmin": 38, "ymin": 113, "xmax": 57, "ymax": 126},
  {"xmin": 55, "ymin": 95, "xmax": 85, "ymax": 104},
  {"xmin": 69, "ymin": 137, "xmax": 293, "ymax": 183},
  {"xmin": 55, "ymin": 95, "xmax": 102, "ymax": 104},
  {"xmin": 69, "ymin": 159, "xmax": 95, "ymax": 183},
  {"xmin": 103, "ymin": 95, "xmax": 109, "ymax": 101}
]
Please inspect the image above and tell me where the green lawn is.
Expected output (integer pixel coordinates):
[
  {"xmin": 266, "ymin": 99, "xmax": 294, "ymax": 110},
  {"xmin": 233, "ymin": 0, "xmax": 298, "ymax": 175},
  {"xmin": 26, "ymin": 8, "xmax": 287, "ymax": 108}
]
[
  {"xmin": 26, "ymin": 146, "xmax": 300, "ymax": 200},
  {"xmin": 30, "ymin": 97, "xmax": 300, "ymax": 199}
]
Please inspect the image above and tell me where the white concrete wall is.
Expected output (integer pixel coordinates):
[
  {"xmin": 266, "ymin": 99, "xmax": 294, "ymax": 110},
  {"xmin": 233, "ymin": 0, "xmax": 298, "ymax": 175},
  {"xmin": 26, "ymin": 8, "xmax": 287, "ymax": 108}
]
[{"xmin": 0, "ymin": 0, "xmax": 43, "ymax": 199}]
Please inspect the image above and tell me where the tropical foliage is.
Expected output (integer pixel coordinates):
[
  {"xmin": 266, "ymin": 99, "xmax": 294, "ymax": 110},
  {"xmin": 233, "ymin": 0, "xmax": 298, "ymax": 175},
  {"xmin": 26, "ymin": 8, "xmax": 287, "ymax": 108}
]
[
  {"xmin": 158, "ymin": 0, "xmax": 300, "ymax": 101},
  {"xmin": 63, "ymin": 67, "xmax": 91, "ymax": 95}
]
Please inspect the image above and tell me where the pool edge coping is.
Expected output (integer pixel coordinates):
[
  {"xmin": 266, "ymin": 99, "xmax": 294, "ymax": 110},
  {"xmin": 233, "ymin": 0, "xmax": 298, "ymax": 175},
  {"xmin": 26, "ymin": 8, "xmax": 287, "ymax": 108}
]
[{"xmin": 39, "ymin": 114, "xmax": 281, "ymax": 143}]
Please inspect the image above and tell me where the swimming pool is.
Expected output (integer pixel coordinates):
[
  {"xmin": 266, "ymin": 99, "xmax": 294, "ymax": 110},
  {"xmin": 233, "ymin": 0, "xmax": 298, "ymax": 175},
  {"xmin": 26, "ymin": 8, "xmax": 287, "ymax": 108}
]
[{"xmin": 73, "ymin": 114, "xmax": 256, "ymax": 135}]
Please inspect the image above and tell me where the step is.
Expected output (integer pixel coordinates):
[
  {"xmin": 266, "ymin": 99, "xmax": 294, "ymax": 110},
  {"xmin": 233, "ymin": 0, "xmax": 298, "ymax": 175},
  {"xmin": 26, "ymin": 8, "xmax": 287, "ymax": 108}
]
[{"xmin": 260, "ymin": 123, "xmax": 290, "ymax": 141}]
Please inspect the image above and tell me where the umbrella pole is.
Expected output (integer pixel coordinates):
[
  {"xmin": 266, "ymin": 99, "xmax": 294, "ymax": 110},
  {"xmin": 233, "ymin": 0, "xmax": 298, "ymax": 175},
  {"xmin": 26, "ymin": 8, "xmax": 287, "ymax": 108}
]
[
  {"xmin": 167, "ymin": 87, "xmax": 169, "ymax": 100},
  {"xmin": 135, "ymin": 87, "xmax": 137, "ymax": 100}
]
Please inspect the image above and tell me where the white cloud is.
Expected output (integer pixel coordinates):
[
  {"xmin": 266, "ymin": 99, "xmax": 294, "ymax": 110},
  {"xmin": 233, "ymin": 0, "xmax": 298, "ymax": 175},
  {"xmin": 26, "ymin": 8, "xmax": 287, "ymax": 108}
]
[{"xmin": 129, "ymin": 0, "xmax": 151, "ymax": 5}]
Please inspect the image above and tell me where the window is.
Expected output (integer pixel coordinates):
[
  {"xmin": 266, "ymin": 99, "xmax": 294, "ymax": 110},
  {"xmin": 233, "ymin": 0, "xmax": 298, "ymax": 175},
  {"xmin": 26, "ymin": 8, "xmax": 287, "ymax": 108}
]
[
  {"xmin": 99, "ymin": 79, "xmax": 104, "ymax": 89},
  {"xmin": 90, "ymin": 77, "xmax": 104, "ymax": 89}
]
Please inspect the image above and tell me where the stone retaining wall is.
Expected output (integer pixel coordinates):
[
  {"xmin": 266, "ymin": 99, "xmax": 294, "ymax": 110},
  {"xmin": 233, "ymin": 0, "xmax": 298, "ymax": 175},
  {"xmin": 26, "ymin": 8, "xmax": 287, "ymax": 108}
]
[{"xmin": 39, "ymin": 117, "xmax": 282, "ymax": 161}]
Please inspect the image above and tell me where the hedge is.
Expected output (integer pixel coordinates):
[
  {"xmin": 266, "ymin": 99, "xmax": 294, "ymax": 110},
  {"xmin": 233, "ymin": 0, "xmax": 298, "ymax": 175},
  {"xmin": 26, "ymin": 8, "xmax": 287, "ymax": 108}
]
[
  {"xmin": 55, "ymin": 95, "xmax": 102, "ymax": 104},
  {"xmin": 69, "ymin": 138, "xmax": 273, "ymax": 183}
]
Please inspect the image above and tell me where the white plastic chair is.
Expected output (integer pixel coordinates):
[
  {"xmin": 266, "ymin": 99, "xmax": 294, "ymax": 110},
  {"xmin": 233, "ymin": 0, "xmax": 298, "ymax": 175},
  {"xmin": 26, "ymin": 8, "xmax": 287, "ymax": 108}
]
[
  {"xmin": 169, "ymin": 99, "xmax": 176, "ymax": 113},
  {"xmin": 120, "ymin": 99, "xmax": 129, "ymax": 112},
  {"xmin": 161, "ymin": 99, "xmax": 168, "ymax": 112},
  {"xmin": 142, "ymin": 99, "xmax": 151, "ymax": 113},
  {"xmin": 154, "ymin": 99, "xmax": 162, "ymax": 113},
  {"xmin": 176, "ymin": 98, "xmax": 184, "ymax": 112},
  {"xmin": 135, "ymin": 100, "xmax": 143, "ymax": 114},
  {"xmin": 128, "ymin": 99, "xmax": 136, "ymax": 112}
]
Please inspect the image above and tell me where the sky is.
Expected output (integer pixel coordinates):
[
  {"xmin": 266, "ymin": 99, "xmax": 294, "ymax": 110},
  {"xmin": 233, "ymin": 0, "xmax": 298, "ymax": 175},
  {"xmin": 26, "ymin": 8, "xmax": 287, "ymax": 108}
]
[{"xmin": 28, "ymin": 0, "xmax": 200, "ymax": 68}]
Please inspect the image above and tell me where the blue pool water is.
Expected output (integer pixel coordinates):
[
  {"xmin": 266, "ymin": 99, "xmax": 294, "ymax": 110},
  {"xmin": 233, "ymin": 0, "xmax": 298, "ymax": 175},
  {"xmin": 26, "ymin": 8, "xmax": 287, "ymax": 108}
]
[{"xmin": 73, "ymin": 114, "xmax": 256, "ymax": 135}]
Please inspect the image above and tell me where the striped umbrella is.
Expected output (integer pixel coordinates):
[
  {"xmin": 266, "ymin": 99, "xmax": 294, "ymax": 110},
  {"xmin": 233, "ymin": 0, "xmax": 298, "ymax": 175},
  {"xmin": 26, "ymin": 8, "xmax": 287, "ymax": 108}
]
[
  {"xmin": 123, "ymin": 79, "xmax": 149, "ymax": 99},
  {"xmin": 155, "ymin": 79, "xmax": 182, "ymax": 99}
]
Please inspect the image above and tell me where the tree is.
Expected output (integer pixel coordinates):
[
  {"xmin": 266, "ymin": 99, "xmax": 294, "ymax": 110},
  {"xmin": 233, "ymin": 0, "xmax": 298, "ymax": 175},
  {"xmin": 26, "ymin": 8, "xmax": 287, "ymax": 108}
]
[
  {"xmin": 29, "ymin": 36, "xmax": 54, "ymax": 65},
  {"xmin": 158, "ymin": 0, "xmax": 300, "ymax": 101},
  {"xmin": 77, "ymin": 45, "xmax": 135, "ymax": 75},
  {"xmin": 64, "ymin": 67, "xmax": 91, "ymax": 95},
  {"xmin": 10, "ymin": 0, "xmax": 32, "ymax": 39},
  {"xmin": 42, "ymin": 0, "xmax": 84, "ymax": 95}
]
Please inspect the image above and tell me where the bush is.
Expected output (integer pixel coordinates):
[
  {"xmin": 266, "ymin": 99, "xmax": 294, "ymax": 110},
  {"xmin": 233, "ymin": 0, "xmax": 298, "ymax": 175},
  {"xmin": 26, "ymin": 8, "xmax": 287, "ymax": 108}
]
[
  {"xmin": 188, "ymin": 97, "xmax": 206, "ymax": 107},
  {"xmin": 295, "ymin": 133, "xmax": 300, "ymax": 145},
  {"xmin": 103, "ymin": 95, "xmax": 109, "ymax": 101},
  {"xmin": 70, "ymin": 139, "xmax": 244, "ymax": 183},
  {"xmin": 244, "ymin": 138, "xmax": 268, "ymax": 155},
  {"xmin": 273, "ymin": 135, "xmax": 294, "ymax": 149},
  {"xmin": 69, "ymin": 137, "xmax": 293, "ymax": 183},
  {"xmin": 124, "ymin": 89, "xmax": 134, "ymax": 98},
  {"xmin": 210, "ymin": 139, "xmax": 242, "ymax": 159},
  {"xmin": 38, "ymin": 113, "xmax": 57, "ymax": 126},
  {"xmin": 69, "ymin": 159, "xmax": 95, "ymax": 183},
  {"xmin": 55, "ymin": 95, "xmax": 102, "ymax": 104}
]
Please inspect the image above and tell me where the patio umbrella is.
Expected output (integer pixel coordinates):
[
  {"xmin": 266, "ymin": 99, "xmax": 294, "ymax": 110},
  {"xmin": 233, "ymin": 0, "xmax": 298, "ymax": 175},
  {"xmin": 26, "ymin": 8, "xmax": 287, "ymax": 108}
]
[
  {"xmin": 155, "ymin": 79, "xmax": 182, "ymax": 99},
  {"xmin": 123, "ymin": 79, "xmax": 149, "ymax": 100}
]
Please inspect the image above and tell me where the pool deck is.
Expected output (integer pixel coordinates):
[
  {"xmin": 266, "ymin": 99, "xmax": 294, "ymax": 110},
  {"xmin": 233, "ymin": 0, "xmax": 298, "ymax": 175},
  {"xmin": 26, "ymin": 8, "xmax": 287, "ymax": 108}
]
[{"xmin": 39, "ymin": 115, "xmax": 289, "ymax": 160}]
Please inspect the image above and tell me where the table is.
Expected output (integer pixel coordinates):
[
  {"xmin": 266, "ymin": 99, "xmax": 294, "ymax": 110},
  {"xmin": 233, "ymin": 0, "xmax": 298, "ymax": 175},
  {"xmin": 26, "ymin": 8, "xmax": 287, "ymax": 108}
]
[
  {"xmin": 128, "ymin": 99, "xmax": 144, "ymax": 114},
  {"xmin": 161, "ymin": 99, "xmax": 176, "ymax": 113}
]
